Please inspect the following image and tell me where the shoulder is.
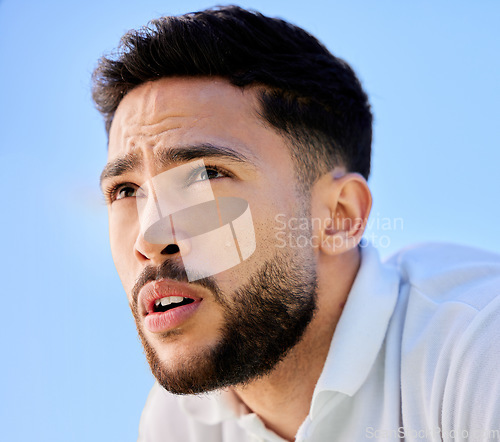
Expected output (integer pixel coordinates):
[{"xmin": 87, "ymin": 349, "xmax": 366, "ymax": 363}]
[
  {"xmin": 387, "ymin": 242, "xmax": 500, "ymax": 309},
  {"xmin": 389, "ymin": 242, "xmax": 500, "ymax": 354},
  {"xmin": 441, "ymin": 295, "xmax": 500, "ymax": 432},
  {"xmin": 390, "ymin": 244, "xmax": 500, "ymax": 428}
]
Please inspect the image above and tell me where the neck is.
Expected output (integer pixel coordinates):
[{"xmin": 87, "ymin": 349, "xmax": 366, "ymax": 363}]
[{"xmin": 232, "ymin": 247, "xmax": 361, "ymax": 441}]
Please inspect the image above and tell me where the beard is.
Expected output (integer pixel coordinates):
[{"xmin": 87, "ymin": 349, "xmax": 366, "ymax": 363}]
[{"xmin": 130, "ymin": 235, "xmax": 318, "ymax": 395}]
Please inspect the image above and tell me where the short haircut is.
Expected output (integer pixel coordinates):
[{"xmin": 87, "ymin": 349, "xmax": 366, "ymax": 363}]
[{"xmin": 92, "ymin": 5, "xmax": 372, "ymax": 185}]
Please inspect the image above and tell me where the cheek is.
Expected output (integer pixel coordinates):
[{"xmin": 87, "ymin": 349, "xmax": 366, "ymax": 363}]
[
  {"xmin": 229, "ymin": 208, "xmax": 288, "ymax": 275},
  {"xmin": 251, "ymin": 198, "xmax": 299, "ymax": 244}
]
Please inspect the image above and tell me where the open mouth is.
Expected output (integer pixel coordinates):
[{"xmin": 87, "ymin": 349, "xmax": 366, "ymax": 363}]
[
  {"xmin": 153, "ymin": 296, "xmax": 195, "ymax": 313},
  {"xmin": 140, "ymin": 280, "xmax": 203, "ymax": 333}
]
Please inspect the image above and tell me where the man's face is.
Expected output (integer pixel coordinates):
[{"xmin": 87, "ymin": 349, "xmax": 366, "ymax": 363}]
[{"xmin": 102, "ymin": 77, "xmax": 318, "ymax": 393}]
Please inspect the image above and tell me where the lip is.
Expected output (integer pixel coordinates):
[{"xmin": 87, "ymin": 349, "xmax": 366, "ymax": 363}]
[{"xmin": 138, "ymin": 279, "xmax": 203, "ymax": 333}]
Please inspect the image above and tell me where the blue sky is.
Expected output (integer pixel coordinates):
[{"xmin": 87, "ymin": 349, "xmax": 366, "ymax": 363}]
[{"xmin": 0, "ymin": 1, "xmax": 498, "ymax": 441}]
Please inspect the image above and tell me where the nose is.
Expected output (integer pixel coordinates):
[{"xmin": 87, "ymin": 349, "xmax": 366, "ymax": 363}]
[{"xmin": 134, "ymin": 222, "xmax": 192, "ymax": 265}]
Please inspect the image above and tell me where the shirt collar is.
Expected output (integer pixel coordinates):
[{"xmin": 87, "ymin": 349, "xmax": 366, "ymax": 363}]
[{"xmin": 310, "ymin": 241, "xmax": 400, "ymax": 417}]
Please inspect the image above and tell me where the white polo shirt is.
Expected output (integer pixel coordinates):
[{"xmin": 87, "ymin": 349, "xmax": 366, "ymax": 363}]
[{"xmin": 137, "ymin": 242, "xmax": 500, "ymax": 441}]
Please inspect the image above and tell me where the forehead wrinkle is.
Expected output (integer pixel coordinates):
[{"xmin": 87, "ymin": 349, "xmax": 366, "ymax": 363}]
[
  {"xmin": 136, "ymin": 85, "xmax": 191, "ymax": 122},
  {"xmin": 120, "ymin": 119, "xmax": 185, "ymax": 141}
]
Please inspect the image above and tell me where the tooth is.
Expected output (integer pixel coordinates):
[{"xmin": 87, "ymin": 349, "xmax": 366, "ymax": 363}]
[
  {"xmin": 160, "ymin": 297, "xmax": 172, "ymax": 306},
  {"xmin": 155, "ymin": 299, "xmax": 161, "ymax": 307},
  {"xmin": 170, "ymin": 296, "xmax": 184, "ymax": 304}
]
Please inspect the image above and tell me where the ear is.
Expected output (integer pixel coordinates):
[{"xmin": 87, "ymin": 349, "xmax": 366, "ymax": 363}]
[{"xmin": 311, "ymin": 170, "xmax": 372, "ymax": 256}]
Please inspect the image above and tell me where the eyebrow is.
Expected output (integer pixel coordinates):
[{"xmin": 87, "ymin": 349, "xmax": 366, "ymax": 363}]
[{"xmin": 99, "ymin": 143, "xmax": 255, "ymax": 189}]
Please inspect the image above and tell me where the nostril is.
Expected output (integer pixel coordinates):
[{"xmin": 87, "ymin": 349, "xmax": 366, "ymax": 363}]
[{"xmin": 161, "ymin": 244, "xmax": 180, "ymax": 255}]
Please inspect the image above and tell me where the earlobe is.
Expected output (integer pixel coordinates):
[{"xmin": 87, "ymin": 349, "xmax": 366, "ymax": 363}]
[{"xmin": 317, "ymin": 172, "xmax": 372, "ymax": 256}]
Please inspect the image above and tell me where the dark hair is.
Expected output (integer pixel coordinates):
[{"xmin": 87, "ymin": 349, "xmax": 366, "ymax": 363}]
[{"xmin": 92, "ymin": 5, "xmax": 372, "ymax": 183}]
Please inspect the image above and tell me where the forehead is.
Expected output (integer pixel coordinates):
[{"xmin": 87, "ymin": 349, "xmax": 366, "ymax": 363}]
[{"xmin": 108, "ymin": 77, "xmax": 273, "ymax": 162}]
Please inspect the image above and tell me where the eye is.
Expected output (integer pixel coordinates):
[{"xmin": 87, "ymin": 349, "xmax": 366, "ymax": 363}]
[
  {"xmin": 112, "ymin": 183, "xmax": 139, "ymax": 202},
  {"xmin": 191, "ymin": 165, "xmax": 229, "ymax": 183},
  {"xmin": 116, "ymin": 184, "xmax": 138, "ymax": 200},
  {"xmin": 198, "ymin": 167, "xmax": 225, "ymax": 181}
]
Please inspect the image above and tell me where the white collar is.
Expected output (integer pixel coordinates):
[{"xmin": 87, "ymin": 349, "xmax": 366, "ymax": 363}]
[{"xmin": 310, "ymin": 242, "xmax": 400, "ymax": 418}]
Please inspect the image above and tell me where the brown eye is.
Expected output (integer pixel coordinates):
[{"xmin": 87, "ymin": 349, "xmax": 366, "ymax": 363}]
[
  {"xmin": 198, "ymin": 167, "xmax": 224, "ymax": 181},
  {"xmin": 115, "ymin": 184, "xmax": 138, "ymax": 200}
]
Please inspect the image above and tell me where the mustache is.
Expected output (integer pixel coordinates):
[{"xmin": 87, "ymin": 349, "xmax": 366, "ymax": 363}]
[{"xmin": 131, "ymin": 258, "xmax": 222, "ymax": 307}]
